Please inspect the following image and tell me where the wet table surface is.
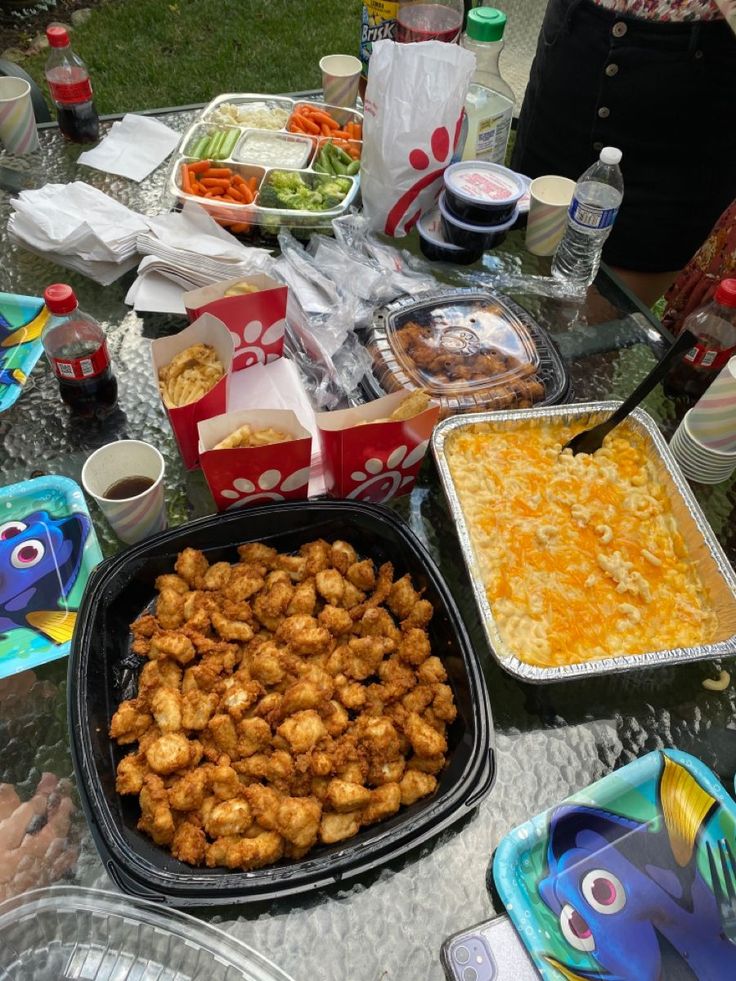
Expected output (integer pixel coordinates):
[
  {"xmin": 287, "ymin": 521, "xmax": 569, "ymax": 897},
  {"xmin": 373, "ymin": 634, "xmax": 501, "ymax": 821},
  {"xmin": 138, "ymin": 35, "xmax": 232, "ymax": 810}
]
[{"xmin": 1, "ymin": 110, "xmax": 735, "ymax": 981}]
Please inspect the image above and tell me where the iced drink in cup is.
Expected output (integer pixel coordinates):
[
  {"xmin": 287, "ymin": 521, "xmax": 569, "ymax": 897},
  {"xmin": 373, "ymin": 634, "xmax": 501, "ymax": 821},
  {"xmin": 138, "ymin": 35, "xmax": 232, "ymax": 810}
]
[{"xmin": 396, "ymin": 1, "xmax": 464, "ymax": 43}]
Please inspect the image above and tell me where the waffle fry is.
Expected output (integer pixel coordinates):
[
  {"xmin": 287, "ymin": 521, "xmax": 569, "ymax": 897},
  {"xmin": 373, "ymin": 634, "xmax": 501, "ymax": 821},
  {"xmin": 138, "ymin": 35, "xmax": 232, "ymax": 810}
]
[
  {"xmin": 357, "ymin": 390, "xmax": 432, "ymax": 426},
  {"xmin": 213, "ymin": 423, "xmax": 291, "ymax": 450},
  {"xmin": 159, "ymin": 344, "xmax": 225, "ymax": 408},
  {"xmin": 223, "ymin": 281, "xmax": 260, "ymax": 297}
]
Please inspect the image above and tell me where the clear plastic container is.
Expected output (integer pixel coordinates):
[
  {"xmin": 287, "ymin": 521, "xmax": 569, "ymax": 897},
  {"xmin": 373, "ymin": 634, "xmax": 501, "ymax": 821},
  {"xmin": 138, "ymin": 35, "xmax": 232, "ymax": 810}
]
[
  {"xmin": 365, "ymin": 289, "xmax": 568, "ymax": 418},
  {"xmin": 0, "ymin": 886, "xmax": 294, "ymax": 980},
  {"xmin": 169, "ymin": 93, "xmax": 363, "ymax": 236}
]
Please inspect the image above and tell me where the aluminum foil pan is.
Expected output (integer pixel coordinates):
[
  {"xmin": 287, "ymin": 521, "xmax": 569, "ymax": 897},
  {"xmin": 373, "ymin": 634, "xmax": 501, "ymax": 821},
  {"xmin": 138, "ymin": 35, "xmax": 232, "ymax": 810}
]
[{"xmin": 431, "ymin": 401, "xmax": 736, "ymax": 683}]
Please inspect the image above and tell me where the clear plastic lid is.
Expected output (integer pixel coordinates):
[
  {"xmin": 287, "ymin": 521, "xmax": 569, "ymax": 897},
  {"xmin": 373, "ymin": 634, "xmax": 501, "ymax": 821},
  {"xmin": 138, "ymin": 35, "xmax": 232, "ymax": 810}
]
[
  {"xmin": 0, "ymin": 886, "xmax": 294, "ymax": 981},
  {"xmin": 367, "ymin": 290, "xmax": 546, "ymax": 418}
]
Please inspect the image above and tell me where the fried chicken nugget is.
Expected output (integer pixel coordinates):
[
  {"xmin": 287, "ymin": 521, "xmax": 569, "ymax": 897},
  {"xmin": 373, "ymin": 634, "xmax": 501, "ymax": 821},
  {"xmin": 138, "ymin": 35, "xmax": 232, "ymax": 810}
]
[
  {"xmin": 416, "ymin": 656, "xmax": 447, "ymax": 685},
  {"xmin": 149, "ymin": 632, "xmax": 196, "ymax": 666},
  {"xmin": 225, "ymin": 568, "xmax": 265, "ymax": 603},
  {"xmin": 181, "ymin": 690, "xmax": 218, "ymax": 730},
  {"xmin": 346, "ymin": 559, "xmax": 375, "ymax": 592},
  {"xmin": 319, "ymin": 811, "xmax": 361, "ymax": 845},
  {"xmin": 361, "ymin": 783, "xmax": 401, "ymax": 825},
  {"xmin": 351, "ymin": 562, "xmax": 394, "ymax": 618},
  {"xmin": 155, "ymin": 573, "xmax": 190, "ymax": 595},
  {"xmin": 156, "ymin": 588, "xmax": 186, "ymax": 630},
  {"xmin": 139, "ymin": 659, "xmax": 182, "ymax": 699},
  {"xmin": 277, "ymin": 710, "xmax": 327, "ymax": 754},
  {"xmin": 237, "ymin": 542, "xmax": 278, "ymax": 568},
  {"xmin": 404, "ymin": 711, "xmax": 447, "ymax": 758},
  {"xmin": 138, "ymin": 774, "xmax": 175, "ymax": 845},
  {"xmin": 286, "ymin": 579, "xmax": 317, "ymax": 616},
  {"xmin": 326, "ymin": 779, "xmax": 371, "ymax": 813},
  {"xmin": 343, "ymin": 636, "xmax": 394, "ymax": 681},
  {"xmin": 400, "ymin": 770, "xmax": 437, "ymax": 806},
  {"xmin": 210, "ymin": 762, "xmax": 243, "ymax": 800},
  {"xmin": 172, "ymin": 815, "xmax": 206, "ymax": 865},
  {"xmin": 245, "ymin": 784, "xmax": 322, "ymax": 851},
  {"xmin": 318, "ymin": 604, "xmax": 353, "ymax": 637},
  {"xmin": 275, "ymin": 615, "xmax": 332, "ymax": 656},
  {"xmin": 175, "ymin": 548, "xmax": 209, "ymax": 587},
  {"xmin": 237, "ymin": 717, "xmax": 272, "ymax": 757},
  {"xmin": 401, "ymin": 599, "xmax": 434, "ymax": 630},
  {"xmin": 397, "ymin": 628, "xmax": 431, "ymax": 667},
  {"xmin": 218, "ymin": 679, "xmax": 263, "ymax": 721},
  {"xmin": 200, "ymin": 561, "xmax": 232, "ymax": 591},
  {"xmin": 110, "ymin": 699, "xmax": 153, "ymax": 744},
  {"xmin": 211, "ymin": 610, "xmax": 254, "ymax": 643},
  {"xmin": 358, "ymin": 607, "xmax": 400, "ymax": 643},
  {"xmin": 253, "ymin": 580, "xmax": 294, "ymax": 631},
  {"xmin": 146, "ymin": 733, "xmax": 198, "ymax": 775},
  {"xmin": 280, "ymin": 674, "xmax": 334, "ymax": 717},
  {"xmin": 369, "ymin": 758, "xmax": 406, "ymax": 786},
  {"xmin": 315, "ymin": 568, "xmax": 345, "ymax": 607},
  {"xmin": 168, "ymin": 766, "xmax": 210, "ymax": 811},
  {"xmin": 300, "ymin": 539, "xmax": 331, "ymax": 576},
  {"xmin": 387, "ymin": 574, "xmax": 422, "ymax": 620},
  {"xmin": 330, "ymin": 541, "xmax": 357, "ymax": 575},
  {"xmin": 207, "ymin": 714, "xmax": 239, "ymax": 756},
  {"xmin": 205, "ymin": 831, "xmax": 284, "ymax": 870},
  {"xmin": 150, "ymin": 687, "xmax": 182, "ymax": 732},
  {"xmin": 204, "ymin": 799, "xmax": 253, "ymax": 837},
  {"xmin": 116, "ymin": 753, "xmax": 148, "ymax": 794},
  {"xmin": 234, "ymin": 751, "xmax": 294, "ymax": 791}
]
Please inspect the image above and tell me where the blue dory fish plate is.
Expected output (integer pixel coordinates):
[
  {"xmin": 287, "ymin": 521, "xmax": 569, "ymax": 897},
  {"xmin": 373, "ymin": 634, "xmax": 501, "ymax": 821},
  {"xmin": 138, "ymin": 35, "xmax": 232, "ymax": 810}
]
[
  {"xmin": 0, "ymin": 475, "xmax": 102, "ymax": 678},
  {"xmin": 493, "ymin": 749, "xmax": 736, "ymax": 981}
]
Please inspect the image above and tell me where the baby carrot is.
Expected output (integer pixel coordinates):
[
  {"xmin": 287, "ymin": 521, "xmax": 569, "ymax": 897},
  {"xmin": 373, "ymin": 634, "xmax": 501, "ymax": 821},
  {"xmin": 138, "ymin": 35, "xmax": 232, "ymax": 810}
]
[
  {"xmin": 200, "ymin": 178, "xmax": 230, "ymax": 188},
  {"xmin": 187, "ymin": 159, "xmax": 211, "ymax": 175},
  {"xmin": 309, "ymin": 109, "xmax": 339, "ymax": 128},
  {"xmin": 229, "ymin": 222, "xmax": 250, "ymax": 234},
  {"xmin": 180, "ymin": 162, "xmax": 193, "ymax": 194},
  {"xmin": 295, "ymin": 113, "xmax": 320, "ymax": 134},
  {"xmin": 247, "ymin": 176, "xmax": 258, "ymax": 191},
  {"xmin": 202, "ymin": 167, "xmax": 231, "ymax": 178},
  {"xmin": 239, "ymin": 183, "xmax": 254, "ymax": 204}
]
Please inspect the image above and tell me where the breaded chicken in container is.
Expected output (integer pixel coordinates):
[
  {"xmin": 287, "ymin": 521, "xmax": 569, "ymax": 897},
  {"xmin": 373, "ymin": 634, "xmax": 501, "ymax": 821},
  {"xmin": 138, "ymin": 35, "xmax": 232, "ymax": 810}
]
[{"xmin": 109, "ymin": 537, "xmax": 457, "ymax": 872}]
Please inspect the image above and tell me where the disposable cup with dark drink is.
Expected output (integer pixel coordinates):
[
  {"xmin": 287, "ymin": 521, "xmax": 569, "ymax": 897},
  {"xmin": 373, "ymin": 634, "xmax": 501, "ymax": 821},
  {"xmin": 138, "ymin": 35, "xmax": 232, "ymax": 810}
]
[
  {"xmin": 395, "ymin": 0, "xmax": 463, "ymax": 43},
  {"xmin": 82, "ymin": 440, "xmax": 166, "ymax": 544}
]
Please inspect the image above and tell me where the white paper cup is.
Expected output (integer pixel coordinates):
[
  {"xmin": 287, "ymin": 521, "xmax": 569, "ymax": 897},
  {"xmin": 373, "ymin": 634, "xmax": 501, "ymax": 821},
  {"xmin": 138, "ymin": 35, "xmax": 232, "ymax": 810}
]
[
  {"xmin": 82, "ymin": 440, "xmax": 167, "ymax": 544},
  {"xmin": 0, "ymin": 77, "xmax": 39, "ymax": 155},
  {"xmin": 525, "ymin": 175, "xmax": 576, "ymax": 257},
  {"xmin": 320, "ymin": 54, "xmax": 362, "ymax": 108},
  {"xmin": 670, "ymin": 410, "xmax": 736, "ymax": 484}
]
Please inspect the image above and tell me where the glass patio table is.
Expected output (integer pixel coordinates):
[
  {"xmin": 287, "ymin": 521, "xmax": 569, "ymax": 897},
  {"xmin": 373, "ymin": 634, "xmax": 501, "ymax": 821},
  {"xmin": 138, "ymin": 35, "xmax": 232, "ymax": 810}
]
[{"xmin": 1, "ymin": 108, "xmax": 735, "ymax": 981}]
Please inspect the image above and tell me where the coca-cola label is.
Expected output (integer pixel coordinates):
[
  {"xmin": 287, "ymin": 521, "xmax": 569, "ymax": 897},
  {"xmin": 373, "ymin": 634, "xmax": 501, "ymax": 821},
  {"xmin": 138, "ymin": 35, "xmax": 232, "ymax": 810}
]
[
  {"xmin": 48, "ymin": 77, "xmax": 93, "ymax": 105},
  {"xmin": 51, "ymin": 341, "xmax": 109, "ymax": 381},
  {"xmin": 683, "ymin": 342, "xmax": 736, "ymax": 372}
]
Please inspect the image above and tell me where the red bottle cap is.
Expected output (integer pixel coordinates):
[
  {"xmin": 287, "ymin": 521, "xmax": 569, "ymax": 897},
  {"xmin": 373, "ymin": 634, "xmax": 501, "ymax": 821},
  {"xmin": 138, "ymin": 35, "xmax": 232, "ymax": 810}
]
[
  {"xmin": 44, "ymin": 283, "xmax": 78, "ymax": 314},
  {"xmin": 46, "ymin": 25, "xmax": 70, "ymax": 47},
  {"xmin": 715, "ymin": 279, "xmax": 736, "ymax": 308}
]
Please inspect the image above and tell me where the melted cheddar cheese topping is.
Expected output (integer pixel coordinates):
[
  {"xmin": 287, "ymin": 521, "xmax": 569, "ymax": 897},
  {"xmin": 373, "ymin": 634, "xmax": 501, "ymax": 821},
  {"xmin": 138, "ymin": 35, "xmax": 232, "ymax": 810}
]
[{"xmin": 446, "ymin": 422, "xmax": 717, "ymax": 668}]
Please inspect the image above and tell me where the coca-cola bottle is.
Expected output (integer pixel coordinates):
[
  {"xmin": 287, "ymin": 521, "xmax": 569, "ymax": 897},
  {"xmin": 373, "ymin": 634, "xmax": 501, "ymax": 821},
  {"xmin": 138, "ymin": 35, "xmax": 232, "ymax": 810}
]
[
  {"xmin": 42, "ymin": 284, "xmax": 118, "ymax": 417},
  {"xmin": 664, "ymin": 279, "xmax": 736, "ymax": 402},
  {"xmin": 44, "ymin": 26, "xmax": 100, "ymax": 144}
]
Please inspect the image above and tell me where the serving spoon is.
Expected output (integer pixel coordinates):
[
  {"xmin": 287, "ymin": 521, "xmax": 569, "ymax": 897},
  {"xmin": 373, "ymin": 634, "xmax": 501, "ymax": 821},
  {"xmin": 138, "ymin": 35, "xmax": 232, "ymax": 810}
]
[{"xmin": 563, "ymin": 328, "xmax": 697, "ymax": 456}]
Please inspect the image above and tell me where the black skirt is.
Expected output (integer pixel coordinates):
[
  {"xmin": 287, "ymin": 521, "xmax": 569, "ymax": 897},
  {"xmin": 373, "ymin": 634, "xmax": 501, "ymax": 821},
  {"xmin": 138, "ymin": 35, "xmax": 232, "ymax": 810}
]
[{"xmin": 510, "ymin": 0, "xmax": 736, "ymax": 271}]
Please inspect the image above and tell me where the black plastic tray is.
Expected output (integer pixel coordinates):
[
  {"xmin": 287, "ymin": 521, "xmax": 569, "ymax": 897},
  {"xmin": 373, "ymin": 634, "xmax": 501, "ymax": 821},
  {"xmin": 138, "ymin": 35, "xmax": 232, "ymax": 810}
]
[
  {"xmin": 69, "ymin": 501, "xmax": 494, "ymax": 906},
  {"xmin": 362, "ymin": 288, "xmax": 570, "ymax": 414}
]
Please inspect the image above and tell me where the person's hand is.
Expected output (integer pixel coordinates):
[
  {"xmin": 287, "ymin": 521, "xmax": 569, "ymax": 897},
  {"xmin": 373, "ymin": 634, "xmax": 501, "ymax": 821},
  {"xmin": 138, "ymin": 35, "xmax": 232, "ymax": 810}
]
[{"xmin": 0, "ymin": 772, "xmax": 79, "ymax": 900}]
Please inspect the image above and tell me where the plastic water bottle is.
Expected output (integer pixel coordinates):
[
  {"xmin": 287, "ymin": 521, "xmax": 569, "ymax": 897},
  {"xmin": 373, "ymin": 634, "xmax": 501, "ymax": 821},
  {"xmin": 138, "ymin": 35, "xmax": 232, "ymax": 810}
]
[{"xmin": 551, "ymin": 147, "xmax": 624, "ymax": 289}]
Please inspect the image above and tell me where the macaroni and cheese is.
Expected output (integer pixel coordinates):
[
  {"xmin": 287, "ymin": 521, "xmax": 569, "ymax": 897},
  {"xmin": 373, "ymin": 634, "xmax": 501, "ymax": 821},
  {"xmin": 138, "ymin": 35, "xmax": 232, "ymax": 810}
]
[{"xmin": 446, "ymin": 422, "xmax": 717, "ymax": 668}]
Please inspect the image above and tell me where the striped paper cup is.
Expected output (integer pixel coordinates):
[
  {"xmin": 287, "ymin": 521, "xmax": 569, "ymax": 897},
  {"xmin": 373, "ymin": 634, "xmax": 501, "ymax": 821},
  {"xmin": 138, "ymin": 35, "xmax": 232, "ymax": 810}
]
[
  {"xmin": 670, "ymin": 410, "xmax": 736, "ymax": 484},
  {"xmin": 687, "ymin": 356, "xmax": 736, "ymax": 453},
  {"xmin": 320, "ymin": 54, "xmax": 362, "ymax": 108},
  {"xmin": 525, "ymin": 175, "xmax": 576, "ymax": 257},
  {"xmin": 82, "ymin": 440, "xmax": 167, "ymax": 544},
  {"xmin": 0, "ymin": 77, "xmax": 39, "ymax": 155}
]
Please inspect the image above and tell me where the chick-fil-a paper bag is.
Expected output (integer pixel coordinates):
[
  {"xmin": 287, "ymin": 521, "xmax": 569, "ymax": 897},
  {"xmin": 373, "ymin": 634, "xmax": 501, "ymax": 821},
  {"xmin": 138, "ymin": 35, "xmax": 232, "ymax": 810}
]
[
  {"xmin": 183, "ymin": 274, "xmax": 287, "ymax": 372},
  {"xmin": 151, "ymin": 313, "xmax": 234, "ymax": 470},
  {"xmin": 316, "ymin": 391, "xmax": 439, "ymax": 502},
  {"xmin": 198, "ymin": 409, "xmax": 312, "ymax": 511},
  {"xmin": 361, "ymin": 39, "xmax": 475, "ymax": 237}
]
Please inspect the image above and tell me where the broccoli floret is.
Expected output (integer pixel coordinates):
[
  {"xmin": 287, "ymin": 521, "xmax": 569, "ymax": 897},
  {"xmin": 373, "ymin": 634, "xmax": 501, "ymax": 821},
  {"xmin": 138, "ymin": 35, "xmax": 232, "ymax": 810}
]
[
  {"xmin": 316, "ymin": 176, "xmax": 351, "ymax": 209},
  {"xmin": 261, "ymin": 171, "xmax": 324, "ymax": 211}
]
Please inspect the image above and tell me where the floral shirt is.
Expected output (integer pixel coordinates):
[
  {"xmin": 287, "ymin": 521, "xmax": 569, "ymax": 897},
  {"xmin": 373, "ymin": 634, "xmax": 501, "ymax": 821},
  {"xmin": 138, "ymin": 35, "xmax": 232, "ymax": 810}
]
[{"xmin": 593, "ymin": 0, "xmax": 723, "ymax": 20}]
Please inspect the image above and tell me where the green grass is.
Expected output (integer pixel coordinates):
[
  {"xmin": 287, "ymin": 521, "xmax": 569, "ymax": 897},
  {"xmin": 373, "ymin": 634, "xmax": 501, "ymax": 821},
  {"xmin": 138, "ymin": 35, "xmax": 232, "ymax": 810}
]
[{"xmin": 23, "ymin": 0, "xmax": 363, "ymax": 114}]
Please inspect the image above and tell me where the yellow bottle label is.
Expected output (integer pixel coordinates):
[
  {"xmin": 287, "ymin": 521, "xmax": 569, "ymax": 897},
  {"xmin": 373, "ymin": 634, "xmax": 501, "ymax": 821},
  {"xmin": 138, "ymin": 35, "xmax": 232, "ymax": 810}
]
[{"xmin": 361, "ymin": 1, "xmax": 399, "ymax": 75}]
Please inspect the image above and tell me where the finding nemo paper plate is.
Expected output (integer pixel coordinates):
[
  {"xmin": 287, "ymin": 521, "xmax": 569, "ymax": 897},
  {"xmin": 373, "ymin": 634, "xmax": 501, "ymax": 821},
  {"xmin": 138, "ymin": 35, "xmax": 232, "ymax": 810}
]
[
  {"xmin": 0, "ymin": 291, "xmax": 48, "ymax": 412},
  {"xmin": 0, "ymin": 475, "xmax": 102, "ymax": 678},
  {"xmin": 493, "ymin": 749, "xmax": 736, "ymax": 981}
]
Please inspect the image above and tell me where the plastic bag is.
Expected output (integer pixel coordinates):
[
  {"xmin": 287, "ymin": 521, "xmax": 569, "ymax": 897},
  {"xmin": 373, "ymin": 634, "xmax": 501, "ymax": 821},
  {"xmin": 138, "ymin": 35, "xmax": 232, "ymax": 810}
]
[
  {"xmin": 361, "ymin": 39, "xmax": 475, "ymax": 238},
  {"xmin": 331, "ymin": 213, "xmax": 436, "ymax": 296}
]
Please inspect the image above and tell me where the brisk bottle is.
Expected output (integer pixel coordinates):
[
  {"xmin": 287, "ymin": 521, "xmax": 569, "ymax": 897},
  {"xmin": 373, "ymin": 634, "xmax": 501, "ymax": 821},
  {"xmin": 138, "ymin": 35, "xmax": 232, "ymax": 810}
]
[
  {"xmin": 44, "ymin": 25, "xmax": 99, "ymax": 144},
  {"xmin": 664, "ymin": 279, "xmax": 736, "ymax": 401},
  {"xmin": 42, "ymin": 284, "xmax": 118, "ymax": 417},
  {"xmin": 552, "ymin": 147, "xmax": 624, "ymax": 290}
]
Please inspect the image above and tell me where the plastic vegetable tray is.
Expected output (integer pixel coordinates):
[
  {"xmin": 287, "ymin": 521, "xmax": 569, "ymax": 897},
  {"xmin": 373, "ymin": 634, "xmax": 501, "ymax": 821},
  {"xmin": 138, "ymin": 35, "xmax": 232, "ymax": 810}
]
[
  {"xmin": 169, "ymin": 93, "xmax": 363, "ymax": 236},
  {"xmin": 69, "ymin": 501, "xmax": 494, "ymax": 906}
]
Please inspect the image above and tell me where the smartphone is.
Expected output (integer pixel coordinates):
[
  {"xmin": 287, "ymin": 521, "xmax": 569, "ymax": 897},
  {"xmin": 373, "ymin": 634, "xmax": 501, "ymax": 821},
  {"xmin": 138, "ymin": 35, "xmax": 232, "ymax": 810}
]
[{"xmin": 440, "ymin": 914, "xmax": 540, "ymax": 981}]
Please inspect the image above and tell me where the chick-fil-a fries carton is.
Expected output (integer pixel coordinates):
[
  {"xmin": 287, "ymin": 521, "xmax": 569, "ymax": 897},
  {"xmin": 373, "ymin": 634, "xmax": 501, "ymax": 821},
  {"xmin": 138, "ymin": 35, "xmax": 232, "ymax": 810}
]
[
  {"xmin": 198, "ymin": 409, "xmax": 312, "ymax": 511},
  {"xmin": 316, "ymin": 391, "xmax": 439, "ymax": 503},
  {"xmin": 151, "ymin": 313, "xmax": 234, "ymax": 470},
  {"xmin": 183, "ymin": 274, "xmax": 287, "ymax": 372}
]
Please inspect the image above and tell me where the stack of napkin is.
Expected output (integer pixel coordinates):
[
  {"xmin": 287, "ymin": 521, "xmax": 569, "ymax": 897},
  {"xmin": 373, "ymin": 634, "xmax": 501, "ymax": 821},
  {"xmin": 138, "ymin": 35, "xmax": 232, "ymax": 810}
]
[
  {"xmin": 126, "ymin": 203, "xmax": 275, "ymax": 313},
  {"xmin": 8, "ymin": 181, "xmax": 149, "ymax": 285}
]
